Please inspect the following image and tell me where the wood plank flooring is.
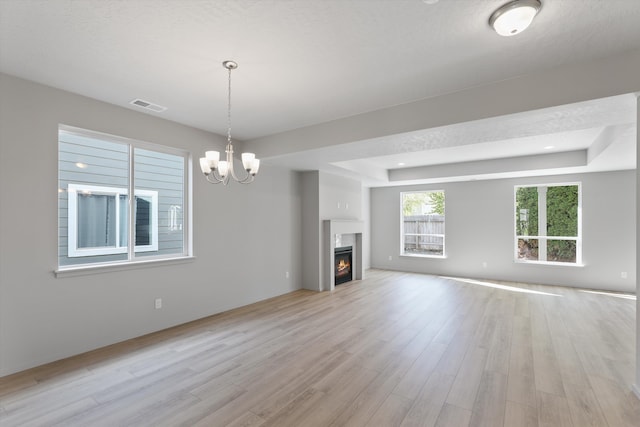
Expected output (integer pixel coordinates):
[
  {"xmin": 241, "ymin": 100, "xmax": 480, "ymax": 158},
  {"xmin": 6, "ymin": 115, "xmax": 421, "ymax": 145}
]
[{"xmin": 1, "ymin": 269, "xmax": 638, "ymax": 426}]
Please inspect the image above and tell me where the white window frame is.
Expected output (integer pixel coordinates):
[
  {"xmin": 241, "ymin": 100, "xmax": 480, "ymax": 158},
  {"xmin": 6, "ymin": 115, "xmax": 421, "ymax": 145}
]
[
  {"xmin": 67, "ymin": 184, "xmax": 158, "ymax": 257},
  {"xmin": 514, "ymin": 182, "xmax": 582, "ymax": 266},
  {"xmin": 400, "ymin": 190, "xmax": 446, "ymax": 258},
  {"xmin": 57, "ymin": 124, "xmax": 192, "ymax": 276}
]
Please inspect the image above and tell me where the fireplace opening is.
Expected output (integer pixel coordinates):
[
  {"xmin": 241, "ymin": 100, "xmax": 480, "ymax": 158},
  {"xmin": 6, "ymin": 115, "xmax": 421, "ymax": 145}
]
[{"xmin": 335, "ymin": 246, "xmax": 353, "ymax": 286}]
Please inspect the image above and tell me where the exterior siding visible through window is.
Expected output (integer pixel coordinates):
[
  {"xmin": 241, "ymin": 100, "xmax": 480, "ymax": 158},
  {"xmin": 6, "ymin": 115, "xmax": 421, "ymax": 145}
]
[
  {"xmin": 401, "ymin": 190, "xmax": 445, "ymax": 257},
  {"xmin": 58, "ymin": 126, "xmax": 189, "ymax": 268}
]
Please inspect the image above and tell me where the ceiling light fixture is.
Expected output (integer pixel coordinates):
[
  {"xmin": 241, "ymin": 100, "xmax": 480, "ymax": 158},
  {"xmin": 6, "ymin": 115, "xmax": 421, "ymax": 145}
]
[
  {"xmin": 489, "ymin": 0, "xmax": 541, "ymax": 37},
  {"xmin": 199, "ymin": 60, "xmax": 260, "ymax": 185}
]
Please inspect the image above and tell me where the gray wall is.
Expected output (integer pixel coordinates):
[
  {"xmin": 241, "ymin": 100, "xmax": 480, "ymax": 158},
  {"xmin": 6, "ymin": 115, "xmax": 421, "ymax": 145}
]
[
  {"xmin": 300, "ymin": 171, "xmax": 320, "ymax": 291},
  {"xmin": 362, "ymin": 187, "xmax": 371, "ymax": 270},
  {"xmin": 371, "ymin": 171, "xmax": 636, "ymax": 292},
  {"xmin": 0, "ymin": 73, "xmax": 302, "ymax": 376},
  {"xmin": 319, "ymin": 171, "xmax": 362, "ymax": 290},
  {"xmin": 300, "ymin": 171, "xmax": 363, "ymax": 291}
]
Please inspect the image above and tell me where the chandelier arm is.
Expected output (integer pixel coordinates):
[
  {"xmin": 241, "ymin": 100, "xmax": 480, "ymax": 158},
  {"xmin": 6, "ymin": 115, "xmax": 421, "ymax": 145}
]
[
  {"xmin": 229, "ymin": 160, "xmax": 253, "ymax": 182},
  {"xmin": 226, "ymin": 143, "xmax": 253, "ymax": 183},
  {"xmin": 238, "ymin": 175, "xmax": 255, "ymax": 184},
  {"xmin": 205, "ymin": 173, "xmax": 224, "ymax": 184}
]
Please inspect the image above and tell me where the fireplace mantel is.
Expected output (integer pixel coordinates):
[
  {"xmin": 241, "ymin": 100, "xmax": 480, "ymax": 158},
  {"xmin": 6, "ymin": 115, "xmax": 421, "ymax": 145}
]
[{"xmin": 323, "ymin": 220, "xmax": 364, "ymax": 291}]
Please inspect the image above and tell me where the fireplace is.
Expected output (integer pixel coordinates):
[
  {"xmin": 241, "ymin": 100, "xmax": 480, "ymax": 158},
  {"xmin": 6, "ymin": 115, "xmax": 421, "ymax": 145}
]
[
  {"xmin": 323, "ymin": 220, "xmax": 364, "ymax": 292},
  {"xmin": 334, "ymin": 246, "xmax": 353, "ymax": 285}
]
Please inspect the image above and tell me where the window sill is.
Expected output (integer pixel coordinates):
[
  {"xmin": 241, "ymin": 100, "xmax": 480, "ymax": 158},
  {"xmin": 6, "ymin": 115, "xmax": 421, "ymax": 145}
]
[
  {"xmin": 514, "ymin": 260, "xmax": 584, "ymax": 267},
  {"xmin": 400, "ymin": 254, "xmax": 447, "ymax": 260},
  {"xmin": 54, "ymin": 256, "xmax": 196, "ymax": 278}
]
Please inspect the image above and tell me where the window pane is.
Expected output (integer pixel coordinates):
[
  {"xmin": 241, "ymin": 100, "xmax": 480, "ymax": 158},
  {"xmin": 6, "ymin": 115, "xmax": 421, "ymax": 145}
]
[
  {"xmin": 404, "ymin": 235, "xmax": 444, "ymax": 256},
  {"xmin": 547, "ymin": 185, "xmax": 578, "ymax": 237},
  {"xmin": 134, "ymin": 148, "xmax": 184, "ymax": 257},
  {"xmin": 517, "ymin": 238, "xmax": 539, "ymax": 261},
  {"xmin": 77, "ymin": 194, "xmax": 116, "ymax": 248},
  {"xmin": 547, "ymin": 240, "xmax": 577, "ymax": 263},
  {"xmin": 135, "ymin": 196, "xmax": 152, "ymax": 246},
  {"xmin": 401, "ymin": 191, "xmax": 445, "ymax": 257},
  {"xmin": 119, "ymin": 194, "xmax": 128, "ymax": 247},
  {"xmin": 58, "ymin": 131, "xmax": 129, "ymax": 266},
  {"xmin": 515, "ymin": 187, "xmax": 538, "ymax": 236}
]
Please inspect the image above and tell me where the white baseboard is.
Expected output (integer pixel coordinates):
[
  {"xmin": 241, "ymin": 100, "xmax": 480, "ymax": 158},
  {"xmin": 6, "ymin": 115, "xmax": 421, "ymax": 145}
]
[{"xmin": 632, "ymin": 384, "xmax": 640, "ymax": 400}]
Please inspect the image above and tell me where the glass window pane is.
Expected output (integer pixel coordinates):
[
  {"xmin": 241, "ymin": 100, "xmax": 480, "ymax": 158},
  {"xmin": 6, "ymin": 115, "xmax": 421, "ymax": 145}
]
[
  {"xmin": 119, "ymin": 194, "xmax": 128, "ymax": 248},
  {"xmin": 58, "ymin": 131, "xmax": 129, "ymax": 266},
  {"xmin": 135, "ymin": 196, "xmax": 152, "ymax": 246},
  {"xmin": 517, "ymin": 238, "xmax": 539, "ymax": 261},
  {"xmin": 134, "ymin": 148, "xmax": 184, "ymax": 257},
  {"xmin": 547, "ymin": 185, "xmax": 578, "ymax": 237},
  {"xmin": 77, "ymin": 194, "xmax": 116, "ymax": 248},
  {"xmin": 547, "ymin": 240, "xmax": 577, "ymax": 263},
  {"xmin": 515, "ymin": 187, "xmax": 538, "ymax": 236},
  {"xmin": 404, "ymin": 235, "xmax": 444, "ymax": 256},
  {"xmin": 401, "ymin": 191, "xmax": 445, "ymax": 257}
]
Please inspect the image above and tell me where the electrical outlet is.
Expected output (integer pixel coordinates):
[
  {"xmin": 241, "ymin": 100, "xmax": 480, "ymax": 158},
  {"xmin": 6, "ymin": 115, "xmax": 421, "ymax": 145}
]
[
  {"xmin": 482, "ymin": 262, "xmax": 488, "ymax": 268},
  {"xmin": 388, "ymin": 255, "xmax": 392, "ymax": 261},
  {"xmin": 285, "ymin": 271, "xmax": 290, "ymax": 279},
  {"xmin": 155, "ymin": 298, "xmax": 162, "ymax": 309},
  {"xmin": 621, "ymin": 272, "xmax": 628, "ymax": 279}
]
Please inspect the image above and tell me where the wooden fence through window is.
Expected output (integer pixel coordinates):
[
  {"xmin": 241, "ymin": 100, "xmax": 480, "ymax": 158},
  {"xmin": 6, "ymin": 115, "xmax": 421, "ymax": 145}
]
[{"xmin": 403, "ymin": 214, "xmax": 445, "ymax": 255}]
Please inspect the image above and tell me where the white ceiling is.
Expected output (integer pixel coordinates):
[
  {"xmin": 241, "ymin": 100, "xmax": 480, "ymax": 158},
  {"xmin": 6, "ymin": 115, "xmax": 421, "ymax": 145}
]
[{"xmin": 1, "ymin": 0, "xmax": 638, "ymax": 186}]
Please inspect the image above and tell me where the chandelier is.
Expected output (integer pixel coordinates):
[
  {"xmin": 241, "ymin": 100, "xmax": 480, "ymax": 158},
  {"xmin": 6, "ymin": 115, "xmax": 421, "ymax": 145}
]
[{"xmin": 199, "ymin": 60, "xmax": 260, "ymax": 184}]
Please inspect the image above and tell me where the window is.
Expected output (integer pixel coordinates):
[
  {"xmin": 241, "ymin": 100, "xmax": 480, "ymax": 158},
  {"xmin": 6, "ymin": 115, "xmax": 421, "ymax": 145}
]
[
  {"xmin": 58, "ymin": 126, "xmax": 189, "ymax": 268},
  {"xmin": 515, "ymin": 183, "xmax": 581, "ymax": 264},
  {"xmin": 67, "ymin": 184, "xmax": 158, "ymax": 257},
  {"xmin": 401, "ymin": 190, "xmax": 445, "ymax": 257}
]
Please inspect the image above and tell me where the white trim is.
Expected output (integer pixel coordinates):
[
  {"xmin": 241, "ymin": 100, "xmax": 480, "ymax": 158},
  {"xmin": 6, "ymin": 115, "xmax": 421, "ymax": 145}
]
[
  {"xmin": 400, "ymin": 254, "xmax": 447, "ymax": 260},
  {"xmin": 514, "ymin": 260, "xmax": 585, "ymax": 267},
  {"xmin": 66, "ymin": 185, "xmax": 159, "ymax": 257},
  {"xmin": 55, "ymin": 256, "xmax": 196, "ymax": 278},
  {"xmin": 134, "ymin": 189, "xmax": 159, "ymax": 253}
]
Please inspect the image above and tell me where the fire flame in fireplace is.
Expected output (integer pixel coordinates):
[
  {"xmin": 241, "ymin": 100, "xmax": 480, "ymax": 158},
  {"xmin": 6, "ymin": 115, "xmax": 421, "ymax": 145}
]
[{"xmin": 336, "ymin": 259, "xmax": 350, "ymax": 273}]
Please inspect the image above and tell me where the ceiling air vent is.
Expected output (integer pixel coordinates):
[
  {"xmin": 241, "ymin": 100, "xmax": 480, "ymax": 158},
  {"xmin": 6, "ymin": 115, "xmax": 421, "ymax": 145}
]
[{"xmin": 130, "ymin": 99, "xmax": 167, "ymax": 113}]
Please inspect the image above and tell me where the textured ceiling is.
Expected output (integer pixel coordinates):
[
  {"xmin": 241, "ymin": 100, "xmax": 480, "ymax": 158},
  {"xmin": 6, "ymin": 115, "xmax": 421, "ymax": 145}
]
[{"xmin": 1, "ymin": 0, "xmax": 639, "ymax": 185}]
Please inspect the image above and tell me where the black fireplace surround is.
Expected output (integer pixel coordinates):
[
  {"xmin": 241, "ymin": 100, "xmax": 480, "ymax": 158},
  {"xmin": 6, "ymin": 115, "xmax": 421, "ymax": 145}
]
[{"xmin": 334, "ymin": 246, "xmax": 353, "ymax": 286}]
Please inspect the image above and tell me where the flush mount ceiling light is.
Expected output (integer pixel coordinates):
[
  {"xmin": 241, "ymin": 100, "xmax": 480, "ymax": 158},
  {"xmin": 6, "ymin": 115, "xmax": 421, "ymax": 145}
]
[
  {"xmin": 199, "ymin": 60, "xmax": 260, "ymax": 185},
  {"xmin": 489, "ymin": 0, "xmax": 541, "ymax": 36}
]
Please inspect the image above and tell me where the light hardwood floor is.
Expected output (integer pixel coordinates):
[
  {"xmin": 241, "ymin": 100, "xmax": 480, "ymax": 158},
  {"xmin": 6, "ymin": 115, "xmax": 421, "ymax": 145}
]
[{"xmin": 1, "ymin": 270, "xmax": 638, "ymax": 426}]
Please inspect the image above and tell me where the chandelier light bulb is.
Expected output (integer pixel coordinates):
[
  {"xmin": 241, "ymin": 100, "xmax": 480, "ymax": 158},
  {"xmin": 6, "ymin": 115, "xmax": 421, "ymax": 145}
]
[
  {"xmin": 490, "ymin": 0, "xmax": 541, "ymax": 37},
  {"xmin": 217, "ymin": 161, "xmax": 229, "ymax": 178},
  {"xmin": 249, "ymin": 159, "xmax": 260, "ymax": 175},
  {"xmin": 241, "ymin": 152, "xmax": 256, "ymax": 170},
  {"xmin": 199, "ymin": 157, "xmax": 212, "ymax": 175}
]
